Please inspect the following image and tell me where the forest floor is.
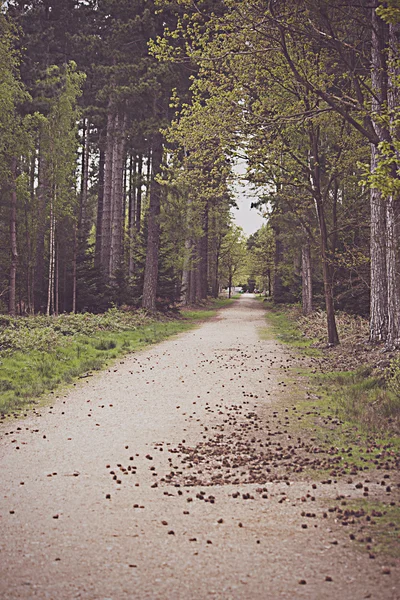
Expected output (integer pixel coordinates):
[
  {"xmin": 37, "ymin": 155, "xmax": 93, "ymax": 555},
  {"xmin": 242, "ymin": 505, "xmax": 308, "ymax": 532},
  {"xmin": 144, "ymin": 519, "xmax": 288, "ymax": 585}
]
[{"xmin": 0, "ymin": 295, "xmax": 399, "ymax": 600}]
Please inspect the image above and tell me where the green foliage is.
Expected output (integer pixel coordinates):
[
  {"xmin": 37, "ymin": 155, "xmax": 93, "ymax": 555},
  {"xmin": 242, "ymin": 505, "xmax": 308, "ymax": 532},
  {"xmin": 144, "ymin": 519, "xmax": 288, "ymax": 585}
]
[
  {"xmin": 0, "ymin": 13, "xmax": 28, "ymax": 173},
  {"xmin": 376, "ymin": 0, "xmax": 400, "ymax": 25},
  {"xmin": 0, "ymin": 308, "xmax": 149, "ymax": 355},
  {"xmin": 386, "ymin": 354, "xmax": 400, "ymax": 397},
  {"xmin": 39, "ymin": 62, "xmax": 85, "ymax": 220},
  {"xmin": 219, "ymin": 224, "xmax": 248, "ymax": 289},
  {"xmin": 247, "ymin": 224, "xmax": 274, "ymax": 292}
]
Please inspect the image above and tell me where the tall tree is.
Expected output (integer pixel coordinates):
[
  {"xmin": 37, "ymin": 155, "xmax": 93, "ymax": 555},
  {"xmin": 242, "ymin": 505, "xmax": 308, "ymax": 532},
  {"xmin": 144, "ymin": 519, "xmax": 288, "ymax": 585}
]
[{"xmin": 0, "ymin": 11, "xmax": 29, "ymax": 316}]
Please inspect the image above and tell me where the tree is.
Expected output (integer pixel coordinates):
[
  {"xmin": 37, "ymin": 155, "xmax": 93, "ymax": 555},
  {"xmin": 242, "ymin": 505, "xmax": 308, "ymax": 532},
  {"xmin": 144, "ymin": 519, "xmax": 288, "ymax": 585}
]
[
  {"xmin": 0, "ymin": 11, "xmax": 29, "ymax": 316},
  {"xmin": 247, "ymin": 225, "xmax": 275, "ymax": 296},
  {"xmin": 154, "ymin": 0, "xmax": 387, "ymax": 345},
  {"xmin": 220, "ymin": 225, "xmax": 248, "ymax": 297}
]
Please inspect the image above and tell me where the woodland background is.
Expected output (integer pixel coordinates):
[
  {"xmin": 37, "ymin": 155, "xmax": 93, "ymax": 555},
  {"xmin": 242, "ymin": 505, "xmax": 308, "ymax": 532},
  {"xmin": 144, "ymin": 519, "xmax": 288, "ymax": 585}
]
[{"xmin": 0, "ymin": 0, "xmax": 400, "ymax": 349}]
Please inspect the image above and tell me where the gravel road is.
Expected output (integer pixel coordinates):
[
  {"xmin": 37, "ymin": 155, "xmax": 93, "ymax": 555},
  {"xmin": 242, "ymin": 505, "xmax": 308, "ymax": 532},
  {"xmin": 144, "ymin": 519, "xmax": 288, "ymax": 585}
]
[{"xmin": 0, "ymin": 296, "xmax": 398, "ymax": 599}]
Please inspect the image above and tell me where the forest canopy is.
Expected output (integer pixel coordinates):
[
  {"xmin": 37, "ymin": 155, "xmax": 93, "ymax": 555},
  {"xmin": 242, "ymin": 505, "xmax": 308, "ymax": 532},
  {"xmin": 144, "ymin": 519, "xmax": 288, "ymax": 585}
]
[{"xmin": 0, "ymin": 0, "xmax": 399, "ymax": 347}]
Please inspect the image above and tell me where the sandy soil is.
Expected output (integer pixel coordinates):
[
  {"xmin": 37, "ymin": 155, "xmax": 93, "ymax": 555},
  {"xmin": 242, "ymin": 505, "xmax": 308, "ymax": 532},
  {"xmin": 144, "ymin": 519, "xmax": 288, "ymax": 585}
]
[{"xmin": 0, "ymin": 295, "xmax": 398, "ymax": 600}]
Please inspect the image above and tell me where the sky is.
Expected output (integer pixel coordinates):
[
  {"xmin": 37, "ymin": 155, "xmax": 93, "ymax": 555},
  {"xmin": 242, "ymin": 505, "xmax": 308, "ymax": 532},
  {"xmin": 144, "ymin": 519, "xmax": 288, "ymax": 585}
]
[
  {"xmin": 231, "ymin": 161, "xmax": 266, "ymax": 236},
  {"xmin": 231, "ymin": 188, "xmax": 265, "ymax": 236}
]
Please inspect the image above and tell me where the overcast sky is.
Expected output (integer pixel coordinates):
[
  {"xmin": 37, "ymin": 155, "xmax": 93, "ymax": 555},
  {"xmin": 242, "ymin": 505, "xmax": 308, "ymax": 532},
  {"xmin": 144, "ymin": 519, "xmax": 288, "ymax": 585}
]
[{"xmin": 231, "ymin": 160, "xmax": 266, "ymax": 236}]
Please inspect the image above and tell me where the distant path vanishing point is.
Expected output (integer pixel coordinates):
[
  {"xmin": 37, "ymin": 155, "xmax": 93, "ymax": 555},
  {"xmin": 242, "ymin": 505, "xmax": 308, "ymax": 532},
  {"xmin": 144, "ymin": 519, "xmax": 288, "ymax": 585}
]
[{"xmin": 0, "ymin": 295, "xmax": 398, "ymax": 599}]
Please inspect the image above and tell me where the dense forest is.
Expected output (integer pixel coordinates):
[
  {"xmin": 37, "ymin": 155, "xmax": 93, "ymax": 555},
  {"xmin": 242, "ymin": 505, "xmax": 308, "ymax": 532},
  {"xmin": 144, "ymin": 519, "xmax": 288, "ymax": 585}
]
[{"xmin": 0, "ymin": 0, "xmax": 399, "ymax": 348}]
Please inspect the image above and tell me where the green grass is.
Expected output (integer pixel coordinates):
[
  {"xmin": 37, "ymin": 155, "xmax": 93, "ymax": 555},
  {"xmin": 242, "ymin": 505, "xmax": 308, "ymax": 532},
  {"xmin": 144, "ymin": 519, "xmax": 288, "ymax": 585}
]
[
  {"xmin": 182, "ymin": 297, "xmax": 236, "ymax": 320},
  {"xmin": 263, "ymin": 305, "xmax": 320, "ymax": 354},
  {"xmin": 263, "ymin": 303, "xmax": 400, "ymax": 473},
  {"xmin": 317, "ymin": 368, "xmax": 400, "ymax": 433},
  {"xmin": 0, "ymin": 299, "xmax": 232, "ymax": 416},
  {"xmin": 289, "ymin": 370, "xmax": 400, "ymax": 475}
]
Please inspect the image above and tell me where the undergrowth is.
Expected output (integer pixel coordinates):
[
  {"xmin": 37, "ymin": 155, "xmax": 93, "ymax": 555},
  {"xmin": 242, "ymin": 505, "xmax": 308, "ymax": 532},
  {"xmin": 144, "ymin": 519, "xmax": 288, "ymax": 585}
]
[
  {"xmin": 316, "ymin": 368, "xmax": 400, "ymax": 435},
  {"xmin": 264, "ymin": 303, "xmax": 400, "ymax": 463},
  {"xmin": 262, "ymin": 302, "xmax": 320, "ymax": 355}
]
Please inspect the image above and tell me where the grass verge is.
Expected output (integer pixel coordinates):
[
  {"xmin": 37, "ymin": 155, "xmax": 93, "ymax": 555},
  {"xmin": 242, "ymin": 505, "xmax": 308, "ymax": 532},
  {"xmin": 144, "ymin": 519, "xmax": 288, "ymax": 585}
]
[
  {"xmin": 264, "ymin": 303, "xmax": 399, "ymax": 474},
  {"xmin": 262, "ymin": 302, "xmax": 320, "ymax": 354},
  {"xmin": 0, "ymin": 299, "xmax": 234, "ymax": 417},
  {"xmin": 264, "ymin": 302, "xmax": 400, "ymax": 557}
]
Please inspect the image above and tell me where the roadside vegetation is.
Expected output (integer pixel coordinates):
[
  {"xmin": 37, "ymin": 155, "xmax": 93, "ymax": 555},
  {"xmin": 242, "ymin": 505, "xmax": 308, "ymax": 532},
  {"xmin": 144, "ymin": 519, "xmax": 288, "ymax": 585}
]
[
  {"xmin": 263, "ymin": 301, "xmax": 400, "ymax": 436},
  {"xmin": 0, "ymin": 299, "xmax": 234, "ymax": 417},
  {"xmin": 263, "ymin": 301, "xmax": 400, "ymax": 558}
]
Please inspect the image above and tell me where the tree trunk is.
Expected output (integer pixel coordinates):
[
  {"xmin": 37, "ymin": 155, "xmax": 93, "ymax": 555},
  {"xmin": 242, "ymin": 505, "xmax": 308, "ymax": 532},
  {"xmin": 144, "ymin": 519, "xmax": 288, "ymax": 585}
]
[
  {"xmin": 386, "ymin": 192, "xmax": 399, "ymax": 347},
  {"xmin": 301, "ymin": 236, "xmax": 313, "ymax": 316},
  {"xmin": 386, "ymin": 20, "xmax": 400, "ymax": 348},
  {"xmin": 26, "ymin": 150, "xmax": 36, "ymax": 314},
  {"xmin": 182, "ymin": 238, "xmax": 192, "ymax": 304},
  {"xmin": 72, "ymin": 222, "xmax": 77, "ymax": 313},
  {"xmin": 55, "ymin": 241, "xmax": 59, "ymax": 316},
  {"xmin": 34, "ymin": 150, "xmax": 49, "ymax": 313},
  {"xmin": 272, "ymin": 223, "xmax": 285, "ymax": 303},
  {"xmin": 74, "ymin": 117, "xmax": 90, "ymax": 310},
  {"xmin": 210, "ymin": 211, "xmax": 221, "ymax": 299},
  {"xmin": 370, "ymin": 1, "xmax": 389, "ymax": 342},
  {"xmin": 310, "ymin": 127, "xmax": 339, "ymax": 345},
  {"xmin": 195, "ymin": 242, "xmax": 203, "ymax": 302},
  {"xmin": 317, "ymin": 201, "xmax": 339, "ymax": 345},
  {"xmin": 136, "ymin": 153, "xmax": 143, "ymax": 231},
  {"xmin": 47, "ymin": 200, "xmax": 55, "ymax": 316},
  {"xmin": 80, "ymin": 117, "xmax": 90, "ymax": 236},
  {"xmin": 95, "ymin": 148, "xmax": 105, "ymax": 269},
  {"xmin": 110, "ymin": 111, "xmax": 127, "ymax": 277},
  {"xmin": 142, "ymin": 134, "xmax": 163, "ymax": 311},
  {"xmin": 100, "ymin": 104, "xmax": 115, "ymax": 278},
  {"xmin": 198, "ymin": 202, "xmax": 209, "ymax": 299},
  {"xmin": 128, "ymin": 153, "xmax": 137, "ymax": 277},
  {"xmin": 189, "ymin": 264, "xmax": 197, "ymax": 304},
  {"xmin": 9, "ymin": 157, "xmax": 18, "ymax": 317}
]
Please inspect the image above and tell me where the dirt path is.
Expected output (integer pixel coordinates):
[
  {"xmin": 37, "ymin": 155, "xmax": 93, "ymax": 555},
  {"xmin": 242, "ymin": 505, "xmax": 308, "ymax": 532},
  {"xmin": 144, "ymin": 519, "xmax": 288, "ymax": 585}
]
[{"xmin": 0, "ymin": 296, "xmax": 398, "ymax": 600}]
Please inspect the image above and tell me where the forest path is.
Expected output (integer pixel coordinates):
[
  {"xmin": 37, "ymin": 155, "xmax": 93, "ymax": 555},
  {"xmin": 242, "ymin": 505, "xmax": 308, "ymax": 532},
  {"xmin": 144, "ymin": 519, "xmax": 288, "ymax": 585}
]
[{"xmin": 0, "ymin": 296, "xmax": 398, "ymax": 600}]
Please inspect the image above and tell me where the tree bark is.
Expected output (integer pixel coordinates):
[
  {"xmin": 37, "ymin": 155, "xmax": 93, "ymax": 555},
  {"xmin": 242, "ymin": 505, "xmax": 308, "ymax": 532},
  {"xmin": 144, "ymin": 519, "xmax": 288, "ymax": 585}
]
[
  {"xmin": 101, "ymin": 104, "xmax": 115, "ymax": 278},
  {"xmin": 189, "ymin": 264, "xmax": 197, "ymax": 304},
  {"xmin": 310, "ymin": 127, "xmax": 339, "ymax": 345},
  {"xmin": 95, "ymin": 148, "xmax": 105, "ymax": 269},
  {"xmin": 9, "ymin": 157, "xmax": 18, "ymax": 317},
  {"xmin": 110, "ymin": 110, "xmax": 127, "ymax": 277},
  {"xmin": 80, "ymin": 117, "xmax": 90, "ymax": 236},
  {"xmin": 370, "ymin": 1, "xmax": 389, "ymax": 343},
  {"xmin": 47, "ymin": 200, "xmax": 56, "ymax": 316},
  {"xmin": 272, "ymin": 223, "xmax": 285, "ymax": 303},
  {"xmin": 198, "ymin": 202, "xmax": 209, "ymax": 300},
  {"xmin": 72, "ymin": 222, "xmax": 77, "ymax": 313},
  {"xmin": 301, "ymin": 236, "xmax": 313, "ymax": 316},
  {"xmin": 128, "ymin": 153, "xmax": 136, "ymax": 277},
  {"xmin": 182, "ymin": 237, "xmax": 192, "ymax": 305},
  {"xmin": 34, "ymin": 150, "xmax": 49, "ymax": 313},
  {"xmin": 386, "ymin": 20, "xmax": 400, "ymax": 348},
  {"xmin": 142, "ymin": 135, "xmax": 163, "ymax": 311},
  {"xmin": 136, "ymin": 153, "xmax": 143, "ymax": 231},
  {"xmin": 55, "ymin": 241, "xmax": 59, "ymax": 316}
]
